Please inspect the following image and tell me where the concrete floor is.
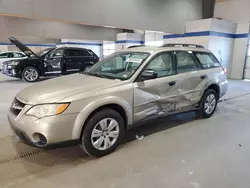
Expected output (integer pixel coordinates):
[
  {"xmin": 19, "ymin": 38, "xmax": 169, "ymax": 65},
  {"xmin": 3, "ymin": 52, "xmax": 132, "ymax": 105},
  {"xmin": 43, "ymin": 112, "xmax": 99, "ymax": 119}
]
[{"xmin": 1, "ymin": 74, "xmax": 250, "ymax": 188}]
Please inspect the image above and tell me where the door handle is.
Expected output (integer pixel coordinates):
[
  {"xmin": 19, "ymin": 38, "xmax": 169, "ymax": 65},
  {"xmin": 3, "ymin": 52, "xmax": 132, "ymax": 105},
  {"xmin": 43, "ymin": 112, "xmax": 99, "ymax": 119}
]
[
  {"xmin": 200, "ymin": 75, "xmax": 207, "ymax": 79},
  {"xmin": 169, "ymin": 81, "xmax": 176, "ymax": 86}
]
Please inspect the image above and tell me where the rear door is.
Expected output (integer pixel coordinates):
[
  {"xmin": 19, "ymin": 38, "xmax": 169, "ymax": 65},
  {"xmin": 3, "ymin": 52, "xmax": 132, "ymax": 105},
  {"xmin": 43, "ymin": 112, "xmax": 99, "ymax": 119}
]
[
  {"xmin": 173, "ymin": 51, "xmax": 206, "ymax": 110},
  {"xmin": 64, "ymin": 49, "xmax": 98, "ymax": 73},
  {"xmin": 64, "ymin": 49, "xmax": 83, "ymax": 73}
]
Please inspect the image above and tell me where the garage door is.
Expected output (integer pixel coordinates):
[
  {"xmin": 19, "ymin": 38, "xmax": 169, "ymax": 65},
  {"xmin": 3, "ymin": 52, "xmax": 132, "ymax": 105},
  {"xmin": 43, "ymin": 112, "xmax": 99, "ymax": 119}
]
[{"xmin": 244, "ymin": 46, "xmax": 250, "ymax": 79}]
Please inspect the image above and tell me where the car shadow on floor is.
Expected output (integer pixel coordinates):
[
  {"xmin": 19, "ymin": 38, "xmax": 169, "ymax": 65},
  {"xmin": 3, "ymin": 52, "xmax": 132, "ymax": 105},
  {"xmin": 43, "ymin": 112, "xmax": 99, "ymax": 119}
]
[{"xmin": 12, "ymin": 111, "xmax": 198, "ymax": 169}]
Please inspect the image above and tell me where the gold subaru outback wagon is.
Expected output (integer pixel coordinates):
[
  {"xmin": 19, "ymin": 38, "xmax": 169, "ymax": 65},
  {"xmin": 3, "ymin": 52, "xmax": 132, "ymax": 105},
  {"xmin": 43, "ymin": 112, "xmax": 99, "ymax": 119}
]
[{"xmin": 8, "ymin": 44, "xmax": 228, "ymax": 157}]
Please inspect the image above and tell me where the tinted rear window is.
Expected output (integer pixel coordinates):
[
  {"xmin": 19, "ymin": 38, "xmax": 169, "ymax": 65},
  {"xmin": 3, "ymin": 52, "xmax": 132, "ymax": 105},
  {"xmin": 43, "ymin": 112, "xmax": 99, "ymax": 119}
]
[
  {"xmin": 195, "ymin": 52, "xmax": 221, "ymax": 69},
  {"xmin": 65, "ymin": 49, "xmax": 93, "ymax": 57}
]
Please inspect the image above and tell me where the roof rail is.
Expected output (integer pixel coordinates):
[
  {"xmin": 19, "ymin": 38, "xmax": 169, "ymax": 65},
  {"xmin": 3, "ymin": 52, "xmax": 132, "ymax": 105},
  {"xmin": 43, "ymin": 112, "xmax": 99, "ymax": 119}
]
[
  {"xmin": 127, "ymin": 45, "xmax": 145, "ymax": 49},
  {"xmin": 161, "ymin": 43, "xmax": 205, "ymax": 48}
]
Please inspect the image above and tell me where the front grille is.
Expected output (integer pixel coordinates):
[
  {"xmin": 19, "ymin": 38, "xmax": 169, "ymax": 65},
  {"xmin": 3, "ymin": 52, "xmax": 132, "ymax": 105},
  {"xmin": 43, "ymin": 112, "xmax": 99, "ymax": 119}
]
[{"xmin": 10, "ymin": 98, "xmax": 26, "ymax": 116}]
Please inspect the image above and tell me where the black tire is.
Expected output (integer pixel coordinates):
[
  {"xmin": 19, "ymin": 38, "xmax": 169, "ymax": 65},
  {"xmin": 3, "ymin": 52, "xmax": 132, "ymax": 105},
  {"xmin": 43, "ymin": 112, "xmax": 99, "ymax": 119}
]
[
  {"xmin": 196, "ymin": 89, "xmax": 218, "ymax": 119},
  {"xmin": 80, "ymin": 108, "xmax": 125, "ymax": 157},
  {"xmin": 22, "ymin": 66, "xmax": 40, "ymax": 82}
]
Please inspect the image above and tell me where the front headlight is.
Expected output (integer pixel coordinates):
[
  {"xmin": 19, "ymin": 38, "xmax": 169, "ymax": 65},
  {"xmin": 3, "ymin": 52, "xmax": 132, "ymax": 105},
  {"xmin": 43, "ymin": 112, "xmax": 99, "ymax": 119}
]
[
  {"xmin": 26, "ymin": 103, "xmax": 70, "ymax": 118},
  {"xmin": 8, "ymin": 61, "xmax": 19, "ymax": 66}
]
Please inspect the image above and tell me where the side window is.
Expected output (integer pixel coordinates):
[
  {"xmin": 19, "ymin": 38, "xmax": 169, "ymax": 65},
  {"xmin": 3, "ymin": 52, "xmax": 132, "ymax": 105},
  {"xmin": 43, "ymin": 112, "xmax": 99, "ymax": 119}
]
[
  {"xmin": 0, "ymin": 53, "xmax": 9, "ymax": 58},
  {"xmin": 9, "ymin": 53, "xmax": 15, "ymax": 58},
  {"xmin": 195, "ymin": 52, "xmax": 221, "ymax": 68},
  {"xmin": 88, "ymin": 50, "xmax": 96, "ymax": 57},
  {"xmin": 65, "ymin": 49, "xmax": 82, "ymax": 57},
  {"xmin": 144, "ymin": 52, "xmax": 175, "ymax": 78},
  {"xmin": 49, "ymin": 49, "xmax": 64, "ymax": 58},
  {"xmin": 13, "ymin": 53, "xmax": 24, "ymax": 58},
  {"xmin": 80, "ymin": 50, "xmax": 91, "ymax": 57},
  {"xmin": 176, "ymin": 51, "xmax": 200, "ymax": 73}
]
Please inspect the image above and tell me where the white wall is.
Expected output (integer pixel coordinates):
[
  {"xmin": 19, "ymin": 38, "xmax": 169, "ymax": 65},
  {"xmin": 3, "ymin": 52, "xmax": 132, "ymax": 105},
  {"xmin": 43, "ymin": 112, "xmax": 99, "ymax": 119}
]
[
  {"xmin": 208, "ymin": 19, "xmax": 237, "ymax": 75},
  {"xmin": 0, "ymin": 16, "xmax": 122, "ymax": 42},
  {"xmin": 0, "ymin": 0, "xmax": 204, "ymax": 33},
  {"xmin": 208, "ymin": 36, "xmax": 235, "ymax": 72},
  {"xmin": 215, "ymin": 0, "xmax": 250, "ymax": 22},
  {"xmin": 116, "ymin": 33, "xmax": 144, "ymax": 51},
  {"xmin": 231, "ymin": 23, "xmax": 250, "ymax": 79},
  {"xmin": 163, "ymin": 18, "xmax": 249, "ymax": 79},
  {"xmin": 145, "ymin": 31, "xmax": 164, "ymax": 46},
  {"xmin": 185, "ymin": 19, "xmax": 212, "ymax": 32}
]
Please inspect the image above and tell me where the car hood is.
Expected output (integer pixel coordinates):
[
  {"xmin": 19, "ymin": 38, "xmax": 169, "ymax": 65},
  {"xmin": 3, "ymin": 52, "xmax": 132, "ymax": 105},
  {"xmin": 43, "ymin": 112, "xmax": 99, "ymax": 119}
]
[
  {"xmin": 17, "ymin": 74, "xmax": 121, "ymax": 104},
  {"xmin": 9, "ymin": 37, "xmax": 38, "ymax": 58}
]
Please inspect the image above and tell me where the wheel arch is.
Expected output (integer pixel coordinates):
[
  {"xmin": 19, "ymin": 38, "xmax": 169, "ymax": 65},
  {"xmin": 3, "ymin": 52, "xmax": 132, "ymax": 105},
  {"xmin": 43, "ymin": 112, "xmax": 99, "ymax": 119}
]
[
  {"xmin": 72, "ymin": 97, "xmax": 133, "ymax": 140},
  {"xmin": 205, "ymin": 83, "xmax": 220, "ymax": 98},
  {"xmin": 20, "ymin": 65, "xmax": 41, "ymax": 77}
]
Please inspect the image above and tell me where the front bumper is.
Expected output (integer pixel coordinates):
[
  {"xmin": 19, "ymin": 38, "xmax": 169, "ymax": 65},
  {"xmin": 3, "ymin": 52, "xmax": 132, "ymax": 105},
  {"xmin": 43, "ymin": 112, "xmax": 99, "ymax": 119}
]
[
  {"xmin": 2, "ymin": 64, "xmax": 19, "ymax": 77},
  {"xmin": 8, "ymin": 106, "xmax": 79, "ymax": 147}
]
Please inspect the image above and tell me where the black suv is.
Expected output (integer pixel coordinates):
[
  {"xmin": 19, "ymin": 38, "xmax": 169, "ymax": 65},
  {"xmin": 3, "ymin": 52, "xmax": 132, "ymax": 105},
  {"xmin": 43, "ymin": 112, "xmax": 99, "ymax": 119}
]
[{"xmin": 2, "ymin": 37, "xmax": 99, "ymax": 82}]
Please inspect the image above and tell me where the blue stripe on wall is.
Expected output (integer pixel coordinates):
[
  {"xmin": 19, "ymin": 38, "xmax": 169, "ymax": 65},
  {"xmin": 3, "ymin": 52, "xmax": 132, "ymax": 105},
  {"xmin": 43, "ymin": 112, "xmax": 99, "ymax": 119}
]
[
  {"xmin": 209, "ymin": 31, "xmax": 235, "ymax": 38},
  {"xmin": 235, "ymin": 33, "xmax": 249, "ymax": 38},
  {"xmin": 115, "ymin": 40, "xmax": 144, "ymax": 44},
  {"xmin": 0, "ymin": 42, "xmax": 56, "ymax": 47},
  {"xmin": 59, "ymin": 42, "xmax": 103, "ymax": 46},
  {"xmin": 163, "ymin": 31, "xmax": 249, "ymax": 39},
  {"xmin": 164, "ymin": 31, "xmax": 210, "ymax": 39}
]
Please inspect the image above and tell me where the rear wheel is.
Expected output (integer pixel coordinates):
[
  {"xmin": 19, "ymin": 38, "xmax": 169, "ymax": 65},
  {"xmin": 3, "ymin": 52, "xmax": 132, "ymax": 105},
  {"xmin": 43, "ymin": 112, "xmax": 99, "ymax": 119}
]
[
  {"xmin": 197, "ymin": 89, "xmax": 218, "ymax": 118},
  {"xmin": 80, "ymin": 108, "xmax": 125, "ymax": 157},
  {"xmin": 22, "ymin": 66, "xmax": 40, "ymax": 82}
]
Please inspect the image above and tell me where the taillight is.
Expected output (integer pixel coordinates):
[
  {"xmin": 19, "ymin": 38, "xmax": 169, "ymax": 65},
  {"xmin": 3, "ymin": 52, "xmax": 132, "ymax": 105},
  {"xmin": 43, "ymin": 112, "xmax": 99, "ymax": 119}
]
[{"xmin": 222, "ymin": 66, "xmax": 227, "ymax": 75}]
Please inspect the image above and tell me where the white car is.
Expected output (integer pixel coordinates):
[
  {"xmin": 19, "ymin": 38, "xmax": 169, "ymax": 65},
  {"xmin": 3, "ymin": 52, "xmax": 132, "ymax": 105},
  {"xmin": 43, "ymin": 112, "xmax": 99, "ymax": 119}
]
[{"xmin": 0, "ymin": 51, "xmax": 26, "ymax": 70}]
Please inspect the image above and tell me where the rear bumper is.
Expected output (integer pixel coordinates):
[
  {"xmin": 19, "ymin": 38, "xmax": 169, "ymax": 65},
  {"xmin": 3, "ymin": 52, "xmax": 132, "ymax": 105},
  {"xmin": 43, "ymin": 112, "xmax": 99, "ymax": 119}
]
[{"xmin": 219, "ymin": 80, "xmax": 228, "ymax": 98}]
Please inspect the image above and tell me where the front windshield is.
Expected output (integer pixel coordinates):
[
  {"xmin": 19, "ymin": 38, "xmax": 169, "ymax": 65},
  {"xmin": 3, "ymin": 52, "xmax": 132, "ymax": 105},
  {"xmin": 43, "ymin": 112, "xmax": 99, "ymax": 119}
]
[{"xmin": 86, "ymin": 52, "xmax": 150, "ymax": 80}]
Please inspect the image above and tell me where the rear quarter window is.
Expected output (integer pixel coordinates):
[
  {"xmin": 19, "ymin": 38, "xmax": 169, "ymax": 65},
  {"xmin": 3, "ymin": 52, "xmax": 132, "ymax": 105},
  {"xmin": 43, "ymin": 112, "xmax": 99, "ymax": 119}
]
[{"xmin": 195, "ymin": 52, "xmax": 221, "ymax": 69}]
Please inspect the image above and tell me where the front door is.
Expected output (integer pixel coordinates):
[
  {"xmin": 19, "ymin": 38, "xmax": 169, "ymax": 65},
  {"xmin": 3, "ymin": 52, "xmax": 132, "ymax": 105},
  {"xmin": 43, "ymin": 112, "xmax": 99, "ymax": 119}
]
[
  {"xmin": 133, "ymin": 52, "xmax": 180, "ymax": 122},
  {"xmin": 44, "ymin": 48, "xmax": 64, "ymax": 75}
]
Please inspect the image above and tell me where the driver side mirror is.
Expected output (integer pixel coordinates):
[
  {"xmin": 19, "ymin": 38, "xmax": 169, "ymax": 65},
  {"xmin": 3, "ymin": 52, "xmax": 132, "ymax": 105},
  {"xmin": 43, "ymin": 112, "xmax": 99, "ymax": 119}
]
[{"xmin": 141, "ymin": 70, "xmax": 157, "ymax": 81}]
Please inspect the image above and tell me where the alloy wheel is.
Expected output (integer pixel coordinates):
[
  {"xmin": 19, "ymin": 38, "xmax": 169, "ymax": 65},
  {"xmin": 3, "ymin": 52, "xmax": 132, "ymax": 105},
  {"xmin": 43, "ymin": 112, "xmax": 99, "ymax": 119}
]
[
  {"xmin": 91, "ymin": 118, "xmax": 120, "ymax": 151},
  {"xmin": 24, "ymin": 68, "xmax": 38, "ymax": 82},
  {"xmin": 204, "ymin": 93, "xmax": 216, "ymax": 114}
]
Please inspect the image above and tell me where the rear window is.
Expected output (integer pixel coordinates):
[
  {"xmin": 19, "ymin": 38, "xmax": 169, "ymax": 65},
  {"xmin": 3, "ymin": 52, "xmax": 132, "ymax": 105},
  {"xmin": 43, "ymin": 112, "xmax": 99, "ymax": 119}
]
[
  {"xmin": 88, "ymin": 50, "xmax": 99, "ymax": 59},
  {"xmin": 65, "ymin": 49, "xmax": 92, "ymax": 57},
  {"xmin": 195, "ymin": 52, "xmax": 221, "ymax": 69}
]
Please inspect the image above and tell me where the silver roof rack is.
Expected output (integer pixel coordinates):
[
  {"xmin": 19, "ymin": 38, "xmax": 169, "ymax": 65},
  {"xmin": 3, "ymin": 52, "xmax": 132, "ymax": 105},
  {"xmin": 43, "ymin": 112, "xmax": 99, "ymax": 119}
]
[
  {"xmin": 161, "ymin": 43, "xmax": 205, "ymax": 49},
  {"xmin": 127, "ymin": 45, "xmax": 145, "ymax": 49}
]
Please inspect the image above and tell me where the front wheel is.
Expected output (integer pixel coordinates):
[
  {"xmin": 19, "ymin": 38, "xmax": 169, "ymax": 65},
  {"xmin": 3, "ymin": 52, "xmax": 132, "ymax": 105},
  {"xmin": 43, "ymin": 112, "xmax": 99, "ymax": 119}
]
[
  {"xmin": 196, "ymin": 89, "xmax": 218, "ymax": 118},
  {"xmin": 22, "ymin": 66, "xmax": 40, "ymax": 82},
  {"xmin": 80, "ymin": 108, "xmax": 125, "ymax": 157}
]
